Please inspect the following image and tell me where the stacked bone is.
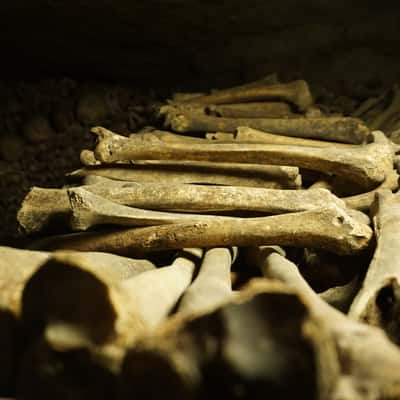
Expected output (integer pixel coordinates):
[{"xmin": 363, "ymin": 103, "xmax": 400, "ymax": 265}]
[{"xmin": 3, "ymin": 76, "xmax": 400, "ymax": 399}]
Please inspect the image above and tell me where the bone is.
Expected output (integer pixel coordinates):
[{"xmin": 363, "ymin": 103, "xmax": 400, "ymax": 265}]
[
  {"xmin": 179, "ymin": 80, "xmax": 313, "ymax": 111},
  {"xmin": 206, "ymin": 102, "xmax": 294, "ymax": 118},
  {"xmin": 177, "ymin": 247, "xmax": 237, "ymax": 315},
  {"xmin": 22, "ymin": 248, "xmax": 203, "ymax": 354},
  {"xmin": 370, "ymin": 85, "xmax": 400, "ymax": 130},
  {"xmin": 69, "ymin": 182, "xmax": 345, "ymax": 215},
  {"xmin": 80, "ymin": 149, "xmax": 100, "ymax": 166},
  {"xmin": 351, "ymin": 94, "xmax": 385, "ymax": 118},
  {"xmin": 253, "ymin": 247, "xmax": 400, "ymax": 398},
  {"xmin": 128, "ymin": 129, "xmax": 206, "ymax": 144},
  {"xmin": 319, "ymin": 276, "xmax": 361, "ymax": 313},
  {"xmin": 93, "ymin": 129, "xmax": 393, "ymax": 189},
  {"xmin": 68, "ymin": 188, "xmax": 237, "ymax": 231},
  {"xmin": 161, "ymin": 105, "xmax": 369, "ymax": 143},
  {"xmin": 343, "ymin": 169, "xmax": 399, "ymax": 211},
  {"xmin": 29, "ymin": 204, "xmax": 372, "ymax": 256},
  {"xmin": 349, "ymin": 191, "xmax": 400, "ymax": 344},
  {"xmin": 119, "ymin": 279, "xmax": 339, "ymax": 400},
  {"xmin": 209, "ymin": 126, "xmax": 356, "ymax": 148},
  {"xmin": 69, "ymin": 160, "xmax": 301, "ymax": 189},
  {"xmin": 0, "ymin": 246, "xmax": 153, "ymax": 394}
]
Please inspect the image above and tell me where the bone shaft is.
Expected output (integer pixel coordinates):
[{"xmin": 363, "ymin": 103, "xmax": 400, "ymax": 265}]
[
  {"xmin": 171, "ymin": 113, "xmax": 367, "ymax": 144},
  {"xmin": 207, "ymin": 102, "xmax": 293, "ymax": 118},
  {"xmin": 29, "ymin": 207, "xmax": 371, "ymax": 256}
]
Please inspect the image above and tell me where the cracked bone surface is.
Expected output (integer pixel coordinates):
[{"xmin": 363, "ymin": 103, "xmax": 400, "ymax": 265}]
[
  {"xmin": 349, "ymin": 191, "xmax": 400, "ymax": 344},
  {"xmin": 178, "ymin": 80, "xmax": 313, "ymax": 111},
  {"xmin": 22, "ymin": 248, "xmax": 203, "ymax": 357},
  {"xmin": 160, "ymin": 105, "xmax": 369, "ymax": 144},
  {"xmin": 177, "ymin": 247, "xmax": 237, "ymax": 315},
  {"xmin": 29, "ymin": 204, "xmax": 372, "ymax": 256},
  {"xmin": 93, "ymin": 129, "xmax": 393, "ymax": 189},
  {"xmin": 252, "ymin": 246, "xmax": 400, "ymax": 399},
  {"xmin": 69, "ymin": 160, "xmax": 301, "ymax": 188},
  {"xmin": 118, "ymin": 279, "xmax": 338, "ymax": 400}
]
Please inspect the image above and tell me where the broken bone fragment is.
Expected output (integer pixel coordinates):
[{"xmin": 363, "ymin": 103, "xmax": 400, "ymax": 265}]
[{"xmin": 29, "ymin": 204, "xmax": 372, "ymax": 256}]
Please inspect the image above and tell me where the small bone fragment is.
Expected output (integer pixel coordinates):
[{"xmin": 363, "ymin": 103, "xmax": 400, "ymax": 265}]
[
  {"xmin": 93, "ymin": 129, "xmax": 393, "ymax": 189},
  {"xmin": 319, "ymin": 276, "xmax": 361, "ymax": 313},
  {"xmin": 29, "ymin": 205, "xmax": 372, "ymax": 256},
  {"xmin": 69, "ymin": 183, "xmax": 345, "ymax": 215},
  {"xmin": 180, "ymin": 80, "xmax": 313, "ymax": 111},
  {"xmin": 22, "ymin": 248, "xmax": 203, "ymax": 352},
  {"xmin": 206, "ymin": 102, "xmax": 293, "ymax": 118},
  {"xmin": 369, "ymin": 85, "xmax": 400, "ymax": 130},
  {"xmin": 69, "ymin": 160, "xmax": 301, "ymax": 189},
  {"xmin": 161, "ymin": 106, "xmax": 369, "ymax": 143},
  {"xmin": 177, "ymin": 247, "xmax": 237, "ymax": 315},
  {"xmin": 253, "ymin": 247, "xmax": 400, "ymax": 398},
  {"xmin": 343, "ymin": 169, "xmax": 399, "ymax": 211},
  {"xmin": 309, "ymin": 180, "xmax": 334, "ymax": 190},
  {"xmin": 119, "ymin": 280, "xmax": 338, "ymax": 400},
  {"xmin": 80, "ymin": 149, "xmax": 100, "ymax": 166},
  {"xmin": 349, "ymin": 191, "xmax": 400, "ymax": 344}
]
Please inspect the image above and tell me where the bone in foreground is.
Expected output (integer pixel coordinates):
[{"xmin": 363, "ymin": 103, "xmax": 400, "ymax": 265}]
[
  {"xmin": 252, "ymin": 246, "xmax": 400, "ymax": 399},
  {"xmin": 29, "ymin": 204, "xmax": 372, "ymax": 256},
  {"xmin": 0, "ymin": 246, "xmax": 154, "ymax": 394},
  {"xmin": 161, "ymin": 105, "xmax": 369, "ymax": 144},
  {"xmin": 70, "ymin": 159, "xmax": 301, "ymax": 189},
  {"xmin": 93, "ymin": 128, "xmax": 393, "ymax": 189},
  {"xmin": 22, "ymin": 248, "xmax": 203, "ymax": 359},
  {"xmin": 177, "ymin": 247, "xmax": 237, "ymax": 316},
  {"xmin": 179, "ymin": 80, "xmax": 313, "ymax": 111},
  {"xmin": 118, "ymin": 279, "xmax": 338, "ymax": 400},
  {"xmin": 349, "ymin": 191, "xmax": 400, "ymax": 344}
]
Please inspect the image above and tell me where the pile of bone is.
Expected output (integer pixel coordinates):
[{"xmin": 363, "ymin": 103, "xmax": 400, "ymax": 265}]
[{"xmin": 3, "ymin": 76, "xmax": 400, "ymax": 399}]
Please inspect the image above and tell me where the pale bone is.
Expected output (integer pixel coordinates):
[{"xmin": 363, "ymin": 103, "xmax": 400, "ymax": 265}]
[
  {"xmin": 0, "ymin": 246, "xmax": 154, "ymax": 392},
  {"xmin": 370, "ymin": 85, "xmax": 400, "ymax": 130},
  {"xmin": 253, "ymin": 247, "xmax": 400, "ymax": 398},
  {"xmin": 309, "ymin": 180, "xmax": 334, "ymax": 190},
  {"xmin": 177, "ymin": 247, "xmax": 237, "ymax": 316},
  {"xmin": 178, "ymin": 80, "xmax": 313, "ymax": 111},
  {"xmin": 160, "ymin": 105, "xmax": 369, "ymax": 144},
  {"xmin": 319, "ymin": 276, "xmax": 361, "ymax": 313},
  {"xmin": 93, "ymin": 128, "xmax": 393, "ymax": 189},
  {"xmin": 69, "ymin": 182, "xmax": 345, "ymax": 215},
  {"xmin": 22, "ymin": 248, "xmax": 203, "ymax": 356},
  {"xmin": 68, "ymin": 188, "xmax": 237, "ymax": 231},
  {"xmin": 343, "ymin": 169, "xmax": 399, "ymax": 211},
  {"xmin": 80, "ymin": 149, "xmax": 100, "ymax": 166},
  {"xmin": 119, "ymin": 279, "xmax": 339, "ymax": 400},
  {"xmin": 206, "ymin": 102, "xmax": 294, "ymax": 118},
  {"xmin": 20, "ymin": 168, "xmax": 300, "ymax": 233},
  {"xmin": 29, "ymin": 204, "xmax": 373, "ymax": 256},
  {"xmin": 207, "ymin": 127, "xmax": 356, "ymax": 148},
  {"xmin": 69, "ymin": 160, "xmax": 301, "ymax": 189},
  {"xmin": 349, "ymin": 190, "xmax": 400, "ymax": 344}
]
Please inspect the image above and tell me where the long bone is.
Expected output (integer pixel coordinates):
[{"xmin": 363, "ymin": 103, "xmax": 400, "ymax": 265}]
[
  {"xmin": 29, "ymin": 204, "xmax": 372, "ymax": 256},
  {"xmin": 252, "ymin": 247, "xmax": 400, "ymax": 399},
  {"xmin": 207, "ymin": 126, "xmax": 355, "ymax": 148},
  {"xmin": 178, "ymin": 80, "xmax": 313, "ymax": 111},
  {"xmin": 69, "ymin": 160, "xmax": 301, "ymax": 189},
  {"xmin": 370, "ymin": 85, "xmax": 400, "ymax": 130},
  {"xmin": 93, "ymin": 129, "xmax": 394, "ymax": 189},
  {"xmin": 160, "ymin": 106, "xmax": 369, "ymax": 144},
  {"xmin": 349, "ymin": 191, "xmax": 400, "ymax": 344},
  {"xmin": 206, "ymin": 102, "xmax": 294, "ymax": 118}
]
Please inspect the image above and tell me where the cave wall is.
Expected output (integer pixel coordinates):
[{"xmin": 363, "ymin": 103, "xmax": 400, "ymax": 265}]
[{"xmin": 1, "ymin": 1, "xmax": 400, "ymax": 91}]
